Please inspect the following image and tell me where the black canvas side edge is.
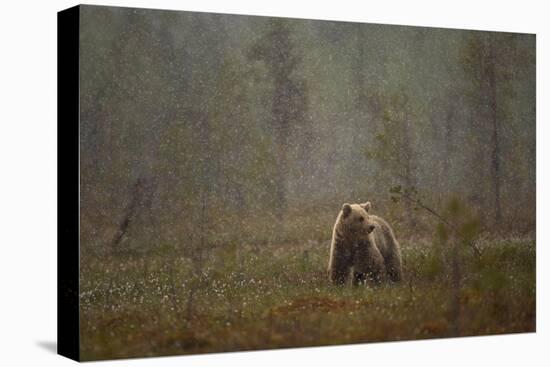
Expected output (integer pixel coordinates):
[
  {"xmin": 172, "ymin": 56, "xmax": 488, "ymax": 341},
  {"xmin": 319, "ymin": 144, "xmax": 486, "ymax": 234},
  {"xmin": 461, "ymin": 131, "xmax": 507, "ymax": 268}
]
[{"xmin": 57, "ymin": 5, "xmax": 80, "ymax": 362}]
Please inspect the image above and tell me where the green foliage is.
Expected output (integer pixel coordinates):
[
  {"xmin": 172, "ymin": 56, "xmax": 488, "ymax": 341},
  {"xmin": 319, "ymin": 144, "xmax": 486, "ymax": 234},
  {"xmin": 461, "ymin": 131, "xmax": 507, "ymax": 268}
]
[{"xmin": 366, "ymin": 91, "xmax": 418, "ymax": 187}]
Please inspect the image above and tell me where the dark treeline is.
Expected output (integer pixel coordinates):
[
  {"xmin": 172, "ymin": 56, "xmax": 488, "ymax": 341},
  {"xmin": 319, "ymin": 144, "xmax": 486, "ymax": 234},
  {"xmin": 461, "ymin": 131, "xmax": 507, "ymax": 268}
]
[{"xmin": 79, "ymin": 6, "xmax": 535, "ymax": 251}]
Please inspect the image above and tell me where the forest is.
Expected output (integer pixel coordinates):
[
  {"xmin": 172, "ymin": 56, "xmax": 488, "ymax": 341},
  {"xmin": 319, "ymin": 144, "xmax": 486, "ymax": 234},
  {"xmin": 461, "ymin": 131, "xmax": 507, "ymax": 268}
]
[{"xmin": 77, "ymin": 5, "xmax": 536, "ymax": 360}]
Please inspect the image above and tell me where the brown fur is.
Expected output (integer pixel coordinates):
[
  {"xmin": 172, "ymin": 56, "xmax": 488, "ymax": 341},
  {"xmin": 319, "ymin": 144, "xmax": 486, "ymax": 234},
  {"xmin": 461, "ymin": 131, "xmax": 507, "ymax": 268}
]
[{"xmin": 328, "ymin": 202, "xmax": 403, "ymax": 285}]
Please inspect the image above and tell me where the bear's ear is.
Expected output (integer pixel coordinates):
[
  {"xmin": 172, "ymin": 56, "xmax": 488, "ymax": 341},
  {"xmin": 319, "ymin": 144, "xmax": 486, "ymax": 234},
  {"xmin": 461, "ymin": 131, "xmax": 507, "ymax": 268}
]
[
  {"xmin": 342, "ymin": 203, "xmax": 352, "ymax": 218},
  {"xmin": 360, "ymin": 201, "xmax": 372, "ymax": 212}
]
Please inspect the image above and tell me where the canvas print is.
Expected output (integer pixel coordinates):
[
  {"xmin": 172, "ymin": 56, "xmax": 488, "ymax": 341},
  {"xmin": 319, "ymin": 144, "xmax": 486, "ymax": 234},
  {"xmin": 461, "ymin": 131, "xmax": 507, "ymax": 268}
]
[{"xmin": 66, "ymin": 4, "xmax": 535, "ymax": 361}]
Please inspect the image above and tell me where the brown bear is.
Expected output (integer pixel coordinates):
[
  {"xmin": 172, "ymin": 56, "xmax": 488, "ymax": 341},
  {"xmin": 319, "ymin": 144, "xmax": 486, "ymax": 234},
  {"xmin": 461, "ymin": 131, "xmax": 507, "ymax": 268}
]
[{"xmin": 328, "ymin": 202, "xmax": 403, "ymax": 285}]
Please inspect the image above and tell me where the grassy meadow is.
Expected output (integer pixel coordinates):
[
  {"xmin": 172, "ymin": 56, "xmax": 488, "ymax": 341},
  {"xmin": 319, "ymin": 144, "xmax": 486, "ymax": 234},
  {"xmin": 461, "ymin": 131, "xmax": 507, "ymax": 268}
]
[{"xmin": 79, "ymin": 229, "xmax": 535, "ymax": 361}]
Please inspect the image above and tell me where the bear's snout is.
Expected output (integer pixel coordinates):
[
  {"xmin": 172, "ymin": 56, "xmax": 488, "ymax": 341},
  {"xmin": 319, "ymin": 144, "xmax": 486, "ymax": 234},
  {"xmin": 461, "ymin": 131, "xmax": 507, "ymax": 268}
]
[{"xmin": 368, "ymin": 225, "xmax": 375, "ymax": 233}]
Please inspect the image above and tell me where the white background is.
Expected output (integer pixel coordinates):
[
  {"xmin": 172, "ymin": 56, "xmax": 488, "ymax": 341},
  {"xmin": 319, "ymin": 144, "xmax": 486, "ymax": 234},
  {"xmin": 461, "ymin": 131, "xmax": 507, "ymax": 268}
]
[{"xmin": 0, "ymin": 0, "xmax": 547, "ymax": 365}]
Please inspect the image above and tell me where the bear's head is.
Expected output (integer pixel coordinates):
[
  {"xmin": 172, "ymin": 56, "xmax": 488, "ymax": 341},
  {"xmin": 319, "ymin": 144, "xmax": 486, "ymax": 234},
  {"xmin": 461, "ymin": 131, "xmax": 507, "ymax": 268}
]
[{"xmin": 340, "ymin": 202, "xmax": 376, "ymax": 238}]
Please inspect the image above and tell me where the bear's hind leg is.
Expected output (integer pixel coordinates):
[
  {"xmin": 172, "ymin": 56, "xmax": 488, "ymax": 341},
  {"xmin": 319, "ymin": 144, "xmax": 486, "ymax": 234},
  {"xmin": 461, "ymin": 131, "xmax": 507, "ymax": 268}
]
[{"xmin": 385, "ymin": 252, "xmax": 403, "ymax": 282}]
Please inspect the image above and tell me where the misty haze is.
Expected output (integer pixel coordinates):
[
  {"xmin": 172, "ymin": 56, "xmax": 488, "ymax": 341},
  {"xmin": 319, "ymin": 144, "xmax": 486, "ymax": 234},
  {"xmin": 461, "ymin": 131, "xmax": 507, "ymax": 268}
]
[{"xmin": 77, "ymin": 5, "xmax": 535, "ymax": 361}]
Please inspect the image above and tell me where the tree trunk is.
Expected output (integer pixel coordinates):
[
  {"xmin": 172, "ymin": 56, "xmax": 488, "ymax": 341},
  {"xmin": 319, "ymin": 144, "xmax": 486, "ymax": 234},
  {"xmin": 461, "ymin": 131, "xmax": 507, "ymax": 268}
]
[
  {"xmin": 271, "ymin": 74, "xmax": 291, "ymax": 221},
  {"xmin": 402, "ymin": 114, "xmax": 416, "ymax": 226},
  {"xmin": 443, "ymin": 101, "xmax": 455, "ymax": 186},
  {"xmin": 487, "ymin": 44, "xmax": 502, "ymax": 226}
]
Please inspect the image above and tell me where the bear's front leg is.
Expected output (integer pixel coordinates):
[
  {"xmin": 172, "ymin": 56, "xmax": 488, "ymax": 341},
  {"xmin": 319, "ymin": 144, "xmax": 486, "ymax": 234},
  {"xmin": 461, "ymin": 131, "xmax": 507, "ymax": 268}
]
[
  {"xmin": 328, "ymin": 246, "xmax": 352, "ymax": 286},
  {"xmin": 355, "ymin": 239, "xmax": 386, "ymax": 285},
  {"xmin": 329, "ymin": 258, "xmax": 351, "ymax": 285},
  {"xmin": 328, "ymin": 235, "xmax": 354, "ymax": 286}
]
